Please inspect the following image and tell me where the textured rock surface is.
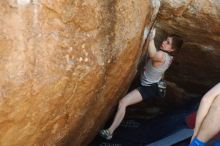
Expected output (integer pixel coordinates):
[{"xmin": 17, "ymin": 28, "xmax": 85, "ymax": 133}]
[
  {"xmin": 157, "ymin": 0, "xmax": 220, "ymax": 93},
  {"xmin": 0, "ymin": 0, "xmax": 152, "ymax": 146}
]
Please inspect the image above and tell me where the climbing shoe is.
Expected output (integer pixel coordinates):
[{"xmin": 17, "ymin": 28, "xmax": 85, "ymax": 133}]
[{"xmin": 99, "ymin": 129, "xmax": 113, "ymax": 140}]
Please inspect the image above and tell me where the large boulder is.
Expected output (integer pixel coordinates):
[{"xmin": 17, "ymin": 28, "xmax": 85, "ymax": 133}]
[{"xmin": 0, "ymin": 0, "xmax": 152, "ymax": 146}]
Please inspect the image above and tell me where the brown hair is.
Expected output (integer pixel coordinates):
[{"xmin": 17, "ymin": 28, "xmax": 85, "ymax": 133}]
[{"xmin": 170, "ymin": 34, "xmax": 183, "ymax": 52}]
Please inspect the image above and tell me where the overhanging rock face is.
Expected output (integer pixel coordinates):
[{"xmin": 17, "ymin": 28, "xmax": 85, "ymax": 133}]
[
  {"xmin": 0, "ymin": 0, "xmax": 152, "ymax": 146},
  {"xmin": 157, "ymin": 0, "xmax": 220, "ymax": 93}
]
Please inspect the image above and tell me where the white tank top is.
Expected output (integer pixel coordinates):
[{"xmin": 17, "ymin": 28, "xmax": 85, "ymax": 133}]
[{"xmin": 140, "ymin": 53, "xmax": 173, "ymax": 86}]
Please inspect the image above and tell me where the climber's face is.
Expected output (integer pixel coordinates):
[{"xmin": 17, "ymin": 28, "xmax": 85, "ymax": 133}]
[{"xmin": 160, "ymin": 37, "xmax": 174, "ymax": 52}]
